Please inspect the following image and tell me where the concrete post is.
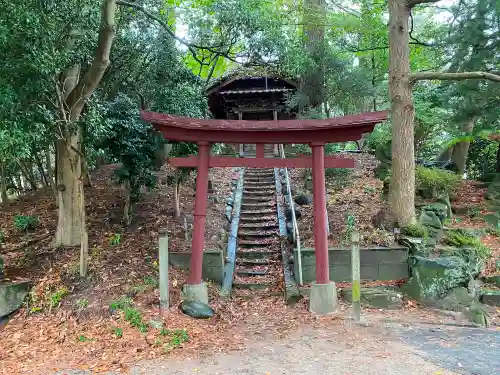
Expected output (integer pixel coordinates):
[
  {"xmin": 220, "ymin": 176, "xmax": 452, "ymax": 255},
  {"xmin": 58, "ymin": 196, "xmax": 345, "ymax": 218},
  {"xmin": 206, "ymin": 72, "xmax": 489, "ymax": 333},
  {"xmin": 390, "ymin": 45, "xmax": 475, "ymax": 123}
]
[
  {"xmin": 159, "ymin": 229, "xmax": 169, "ymax": 312},
  {"xmin": 351, "ymin": 231, "xmax": 361, "ymax": 321}
]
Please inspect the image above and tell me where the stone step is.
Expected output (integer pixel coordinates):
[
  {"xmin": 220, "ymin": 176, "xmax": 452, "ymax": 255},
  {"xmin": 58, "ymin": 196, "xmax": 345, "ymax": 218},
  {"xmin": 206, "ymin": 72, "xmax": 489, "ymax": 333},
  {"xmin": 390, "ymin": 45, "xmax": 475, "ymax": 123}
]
[
  {"xmin": 236, "ymin": 250, "xmax": 280, "ymax": 259},
  {"xmin": 238, "ymin": 238, "xmax": 279, "ymax": 247},
  {"xmin": 236, "ymin": 258, "xmax": 272, "ymax": 266},
  {"xmin": 240, "ymin": 209, "xmax": 275, "ymax": 216},
  {"xmin": 233, "ymin": 282, "xmax": 271, "ymax": 290},
  {"xmin": 238, "ymin": 229, "xmax": 278, "ymax": 237},
  {"xmin": 243, "ymin": 191, "xmax": 274, "ymax": 197},
  {"xmin": 239, "ymin": 222, "xmax": 278, "ymax": 229},
  {"xmin": 244, "ymin": 181, "xmax": 275, "ymax": 187},
  {"xmin": 236, "ymin": 269, "xmax": 268, "ymax": 277},
  {"xmin": 241, "ymin": 202, "xmax": 275, "ymax": 209},
  {"xmin": 243, "ymin": 195, "xmax": 274, "ymax": 203},
  {"xmin": 239, "ymin": 215, "xmax": 276, "ymax": 223}
]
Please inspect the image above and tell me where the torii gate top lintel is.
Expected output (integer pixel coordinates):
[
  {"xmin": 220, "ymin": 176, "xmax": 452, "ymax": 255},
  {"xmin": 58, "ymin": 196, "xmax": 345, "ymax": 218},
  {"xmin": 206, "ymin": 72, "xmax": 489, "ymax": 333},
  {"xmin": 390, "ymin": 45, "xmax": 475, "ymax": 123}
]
[{"xmin": 141, "ymin": 110, "xmax": 388, "ymax": 144}]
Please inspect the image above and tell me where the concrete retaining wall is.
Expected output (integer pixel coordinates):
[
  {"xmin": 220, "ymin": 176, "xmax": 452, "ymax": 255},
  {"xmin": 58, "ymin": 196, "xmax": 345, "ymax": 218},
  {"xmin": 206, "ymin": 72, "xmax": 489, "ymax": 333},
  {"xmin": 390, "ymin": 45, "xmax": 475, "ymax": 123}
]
[
  {"xmin": 293, "ymin": 247, "xmax": 409, "ymax": 283},
  {"xmin": 169, "ymin": 250, "xmax": 224, "ymax": 284}
]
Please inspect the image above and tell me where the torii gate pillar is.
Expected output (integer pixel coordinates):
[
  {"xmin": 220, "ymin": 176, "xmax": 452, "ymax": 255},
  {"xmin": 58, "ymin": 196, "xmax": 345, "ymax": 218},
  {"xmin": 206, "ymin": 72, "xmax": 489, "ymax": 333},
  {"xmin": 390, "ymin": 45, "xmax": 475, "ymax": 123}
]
[
  {"xmin": 183, "ymin": 141, "xmax": 210, "ymax": 304},
  {"xmin": 309, "ymin": 142, "xmax": 338, "ymax": 314}
]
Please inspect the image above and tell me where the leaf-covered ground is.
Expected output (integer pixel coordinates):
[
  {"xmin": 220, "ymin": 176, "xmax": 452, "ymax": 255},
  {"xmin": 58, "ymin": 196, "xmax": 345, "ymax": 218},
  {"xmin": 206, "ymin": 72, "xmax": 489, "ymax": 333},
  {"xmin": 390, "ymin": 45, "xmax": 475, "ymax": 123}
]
[{"xmin": 1, "ymin": 159, "xmax": 500, "ymax": 374}]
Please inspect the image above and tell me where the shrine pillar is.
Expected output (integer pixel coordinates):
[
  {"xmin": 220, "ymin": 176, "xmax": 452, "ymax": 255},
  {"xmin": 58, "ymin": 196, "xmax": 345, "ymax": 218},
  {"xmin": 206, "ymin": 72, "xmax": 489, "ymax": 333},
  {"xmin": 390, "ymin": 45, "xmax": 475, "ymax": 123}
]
[
  {"xmin": 183, "ymin": 141, "xmax": 210, "ymax": 304},
  {"xmin": 256, "ymin": 144, "xmax": 265, "ymax": 158},
  {"xmin": 309, "ymin": 142, "xmax": 338, "ymax": 314}
]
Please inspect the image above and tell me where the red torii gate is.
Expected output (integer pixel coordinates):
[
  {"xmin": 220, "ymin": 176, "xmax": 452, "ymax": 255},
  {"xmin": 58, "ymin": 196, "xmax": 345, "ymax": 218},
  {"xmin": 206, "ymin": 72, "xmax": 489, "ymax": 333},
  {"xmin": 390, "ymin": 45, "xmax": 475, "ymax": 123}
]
[{"xmin": 142, "ymin": 110, "xmax": 388, "ymax": 313}]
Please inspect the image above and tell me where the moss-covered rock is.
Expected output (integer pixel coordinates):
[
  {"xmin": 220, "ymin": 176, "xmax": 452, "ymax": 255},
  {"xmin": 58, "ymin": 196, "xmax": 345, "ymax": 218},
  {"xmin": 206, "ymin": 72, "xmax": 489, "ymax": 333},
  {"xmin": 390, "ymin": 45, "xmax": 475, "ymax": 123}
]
[
  {"xmin": 422, "ymin": 203, "xmax": 449, "ymax": 222},
  {"xmin": 399, "ymin": 237, "xmax": 429, "ymax": 257},
  {"xmin": 462, "ymin": 304, "xmax": 490, "ymax": 327},
  {"xmin": 342, "ymin": 287, "xmax": 402, "ymax": 309},
  {"xmin": 436, "ymin": 287, "xmax": 476, "ymax": 311},
  {"xmin": 401, "ymin": 256, "xmax": 472, "ymax": 302},
  {"xmin": 0, "ymin": 281, "xmax": 31, "ymax": 318},
  {"xmin": 485, "ymin": 174, "xmax": 500, "ymax": 201},
  {"xmin": 419, "ymin": 210, "xmax": 443, "ymax": 244},
  {"xmin": 484, "ymin": 275, "xmax": 500, "ymax": 287}
]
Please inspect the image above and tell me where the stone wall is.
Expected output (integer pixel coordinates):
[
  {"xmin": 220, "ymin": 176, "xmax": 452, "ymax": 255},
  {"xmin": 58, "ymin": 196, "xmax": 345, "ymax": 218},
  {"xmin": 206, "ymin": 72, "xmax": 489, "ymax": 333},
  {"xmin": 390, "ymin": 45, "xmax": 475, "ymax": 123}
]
[
  {"xmin": 169, "ymin": 250, "xmax": 224, "ymax": 284},
  {"xmin": 293, "ymin": 247, "xmax": 409, "ymax": 283}
]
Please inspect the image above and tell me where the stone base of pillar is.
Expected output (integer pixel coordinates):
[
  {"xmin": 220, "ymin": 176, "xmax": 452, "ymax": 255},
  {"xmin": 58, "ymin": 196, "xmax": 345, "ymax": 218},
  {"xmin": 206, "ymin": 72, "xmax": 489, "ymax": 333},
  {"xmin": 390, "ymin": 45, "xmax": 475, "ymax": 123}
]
[
  {"xmin": 309, "ymin": 281, "xmax": 338, "ymax": 315},
  {"xmin": 182, "ymin": 283, "xmax": 209, "ymax": 304}
]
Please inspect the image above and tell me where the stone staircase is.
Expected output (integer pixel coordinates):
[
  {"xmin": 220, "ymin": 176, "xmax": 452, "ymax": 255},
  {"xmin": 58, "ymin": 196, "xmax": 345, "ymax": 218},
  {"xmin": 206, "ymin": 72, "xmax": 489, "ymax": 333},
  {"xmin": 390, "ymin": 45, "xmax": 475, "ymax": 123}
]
[{"xmin": 233, "ymin": 168, "xmax": 282, "ymax": 295}]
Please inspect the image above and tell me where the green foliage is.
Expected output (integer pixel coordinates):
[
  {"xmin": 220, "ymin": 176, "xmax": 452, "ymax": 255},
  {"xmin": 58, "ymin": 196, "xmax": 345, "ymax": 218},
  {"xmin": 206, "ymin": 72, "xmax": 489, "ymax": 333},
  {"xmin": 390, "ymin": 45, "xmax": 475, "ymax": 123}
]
[
  {"xmin": 124, "ymin": 307, "xmax": 148, "ymax": 333},
  {"xmin": 0, "ymin": 231, "xmax": 4, "ymax": 244},
  {"xmin": 402, "ymin": 223, "xmax": 428, "ymax": 238},
  {"xmin": 415, "ymin": 167, "xmax": 461, "ymax": 195},
  {"xmin": 143, "ymin": 276, "xmax": 158, "ymax": 287},
  {"xmin": 161, "ymin": 328, "xmax": 189, "ymax": 350},
  {"xmin": 77, "ymin": 335, "xmax": 93, "ymax": 343},
  {"xmin": 446, "ymin": 230, "xmax": 491, "ymax": 261},
  {"xmin": 109, "ymin": 296, "xmax": 133, "ymax": 311},
  {"xmin": 113, "ymin": 327, "xmax": 123, "ymax": 338},
  {"xmin": 13, "ymin": 215, "xmax": 38, "ymax": 231},
  {"xmin": 109, "ymin": 233, "xmax": 121, "ymax": 246},
  {"xmin": 49, "ymin": 287, "xmax": 68, "ymax": 308},
  {"xmin": 75, "ymin": 298, "xmax": 89, "ymax": 310},
  {"xmin": 342, "ymin": 214, "xmax": 356, "ymax": 246}
]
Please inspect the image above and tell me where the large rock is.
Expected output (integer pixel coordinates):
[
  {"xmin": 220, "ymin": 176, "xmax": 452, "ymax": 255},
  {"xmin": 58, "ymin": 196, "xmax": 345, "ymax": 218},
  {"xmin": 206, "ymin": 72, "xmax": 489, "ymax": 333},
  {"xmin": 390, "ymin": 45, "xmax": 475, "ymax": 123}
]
[
  {"xmin": 485, "ymin": 175, "xmax": 500, "ymax": 201},
  {"xmin": 419, "ymin": 210, "xmax": 443, "ymax": 244},
  {"xmin": 342, "ymin": 287, "xmax": 403, "ymax": 309},
  {"xmin": 436, "ymin": 287, "xmax": 476, "ymax": 311},
  {"xmin": 179, "ymin": 300, "xmax": 214, "ymax": 319},
  {"xmin": 399, "ymin": 237, "xmax": 429, "ymax": 257},
  {"xmin": 401, "ymin": 256, "xmax": 472, "ymax": 302},
  {"xmin": 484, "ymin": 275, "xmax": 500, "ymax": 287},
  {"xmin": 422, "ymin": 203, "xmax": 449, "ymax": 222},
  {"xmin": 285, "ymin": 205, "xmax": 301, "ymax": 221},
  {"xmin": 294, "ymin": 192, "xmax": 312, "ymax": 206},
  {"xmin": 0, "ymin": 281, "xmax": 31, "ymax": 318}
]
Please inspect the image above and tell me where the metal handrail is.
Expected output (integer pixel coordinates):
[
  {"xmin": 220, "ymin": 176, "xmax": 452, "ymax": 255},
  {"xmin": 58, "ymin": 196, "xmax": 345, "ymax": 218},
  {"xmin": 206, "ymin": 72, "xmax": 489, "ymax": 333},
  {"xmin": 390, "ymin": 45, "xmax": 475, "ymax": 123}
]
[{"xmin": 279, "ymin": 144, "xmax": 303, "ymax": 285}]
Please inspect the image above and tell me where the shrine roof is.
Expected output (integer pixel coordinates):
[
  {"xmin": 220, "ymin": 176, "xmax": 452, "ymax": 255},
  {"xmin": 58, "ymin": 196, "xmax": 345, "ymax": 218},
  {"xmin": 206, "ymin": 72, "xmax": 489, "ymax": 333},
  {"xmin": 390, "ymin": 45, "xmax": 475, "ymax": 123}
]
[{"xmin": 141, "ymin": 110, "xmax": 388, "ymax": 144}]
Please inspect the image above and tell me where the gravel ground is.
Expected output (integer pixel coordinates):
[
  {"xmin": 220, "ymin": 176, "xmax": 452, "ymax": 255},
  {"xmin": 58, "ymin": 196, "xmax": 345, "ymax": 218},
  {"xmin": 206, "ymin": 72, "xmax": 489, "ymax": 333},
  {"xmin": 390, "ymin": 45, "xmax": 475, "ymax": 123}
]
[
  {"xmin": 54, "ymin": 322, "xmax": 458, "ymax": 375},
  {"xmin": 392, "ymin": 323, "xmax": 500, "ymax": 375}
]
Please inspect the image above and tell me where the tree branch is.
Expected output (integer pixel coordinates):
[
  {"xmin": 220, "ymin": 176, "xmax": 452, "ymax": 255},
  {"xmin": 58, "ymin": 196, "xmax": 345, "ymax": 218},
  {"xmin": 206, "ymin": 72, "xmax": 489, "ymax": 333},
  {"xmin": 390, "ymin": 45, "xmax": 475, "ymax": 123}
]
[
  {"xmin": 411, "ymin": 71, "xmax": 500, "ymax": 83},
  {"xmin": 66, "ymin": 0, "xmax": 117, "ymax": 121},
  {"xmin": 406, "ymin": 0, "xmax": 441, "ymax": 8}
]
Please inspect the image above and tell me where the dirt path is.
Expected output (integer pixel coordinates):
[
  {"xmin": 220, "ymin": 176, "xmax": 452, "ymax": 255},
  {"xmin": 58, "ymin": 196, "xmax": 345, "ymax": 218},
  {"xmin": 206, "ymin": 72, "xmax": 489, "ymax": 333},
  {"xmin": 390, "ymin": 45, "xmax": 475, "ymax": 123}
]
[{"xmin": 54, "ymin": 321, "xmax": 460, "ymax": 375}]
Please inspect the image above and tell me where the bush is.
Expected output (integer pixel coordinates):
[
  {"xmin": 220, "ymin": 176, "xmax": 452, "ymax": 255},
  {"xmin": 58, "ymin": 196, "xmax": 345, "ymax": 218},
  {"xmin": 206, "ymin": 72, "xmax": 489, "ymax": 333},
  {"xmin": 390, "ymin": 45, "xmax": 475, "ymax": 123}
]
[
  {"xmin": 446, "ymin": 229, "xmax": 491, "ymax": 260},
  {"xmin": 415, "ymin": 166, "xmax": 460, "ymax": 195},
  {"xmin": 402, "ymin": 223, "xmax": 428, "ymax": 238},
  {"xmin": 13, "ymin": 215, "xmax": 39, "ymax": 231}
]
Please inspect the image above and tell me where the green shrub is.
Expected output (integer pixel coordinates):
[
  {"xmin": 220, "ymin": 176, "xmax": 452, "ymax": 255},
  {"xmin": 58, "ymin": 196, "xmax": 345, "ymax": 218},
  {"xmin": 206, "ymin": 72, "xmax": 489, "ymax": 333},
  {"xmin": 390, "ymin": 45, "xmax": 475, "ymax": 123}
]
[
  {"xmin": 0, "ymin": 231, "xmax": 4, "ymax": 244},
  {"xmin": 415, "ymin": 166, "xmax": 461, "ymax": 195},
  {"xmin": 124, "ymin": 307, "xmax": 148, "ymax": 333},
  {"xmin": 113, "ymin": 327, "xmax": 123, "ymax": 338},
  {"xmin": 402, "ymin": 223, "xmax": 428, "ymax": 238},
  {"xmin": 14, "ymin": 215, "xmax": 39, "ymax": 231},
  {"xmin": 109, "ymin": 296, "xmax": 133, "ymax": 310},
  {"xmin": 49, "ymin": 287, "xmax": 68, "ymax": 308},
  {"xmin": 446, "ymin": 230, "xmax": 491, "ymax": 260}
]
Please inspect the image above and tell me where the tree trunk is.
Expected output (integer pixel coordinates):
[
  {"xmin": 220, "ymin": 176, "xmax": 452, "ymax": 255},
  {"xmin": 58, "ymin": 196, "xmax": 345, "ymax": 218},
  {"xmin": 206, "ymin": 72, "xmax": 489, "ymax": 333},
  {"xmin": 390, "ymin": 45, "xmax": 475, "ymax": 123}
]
[
  {"xmin": 45, "ymin": 146, "xmax": 57, "ymax": 198},
  {"xmin": 388, "ymin": 0, "xmax": 415, "ymax": 226},
  {"xmin": 123, "ymin": 181, "xmax": 132, "ymax": 225},
  {"xmin": 437, "ymin": 146, "xmax": 453, "ymax": 163},
  {"xmin": 19, "ymin": 160, "xmax": 37, "ymax": 191},
  {"xmin": 54, "ymin": 0, "xmax": 117, "ymax": 247},
  {"xmin": 174, "ymin": 169, "xmax": 181, "ymax": 218},
  {"xmin": 451, "ymin": 117, "xmax": 476, "ymax": 176},
  {"xmin": 0, "ymin": 162, "xmax": 8, "ymax": 204},
  {"xmin": 55, "ymin": 138, "xmax": 85, "ymax": 246},
  {"xmin": 34, "ymin": 152, "xmax": 49, "ymax": 187},
  {"xmin": 496, "ymin": 142, "xmax": 500, "ymax": 174}
]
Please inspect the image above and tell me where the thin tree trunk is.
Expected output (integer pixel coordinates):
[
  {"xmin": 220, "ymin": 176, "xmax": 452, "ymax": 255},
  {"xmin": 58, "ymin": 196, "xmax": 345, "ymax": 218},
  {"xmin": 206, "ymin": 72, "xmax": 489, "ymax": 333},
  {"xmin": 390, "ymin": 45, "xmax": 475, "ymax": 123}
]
[
  {"xmin": 0, "ymin": 162, "xmax": 8, "ymax": 204},
  {"xmin": 496, "ymin": 142, "xmax": 500, "ymax": 174},
  {"xmin": 123, "ymin": 181, "xmax": 132, "ymax": 225},
  {"xmin": 174, "ymin": 169, "xmax": 181, "ymax": 218},
  {"xmin": 388, "ymin": 0, "xmax": 415, "ymax": 226},
  {"xmin": 451, "ymin": 117, "xmax": 476, "ymax": 176},
  {"xmin": 18, "ymin": 161, "xmax": 37, "ymax": 191},
  {"xmin": 45, "ymin": 146, "xmax": 57, "ymax": 198},
  {"xmin": 34, "ymin": 152, "xmax": 49, "ymax": 187},
  {"xmin": 437, "ymin": 146, "xmax": 454, "ymax": 163}
]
